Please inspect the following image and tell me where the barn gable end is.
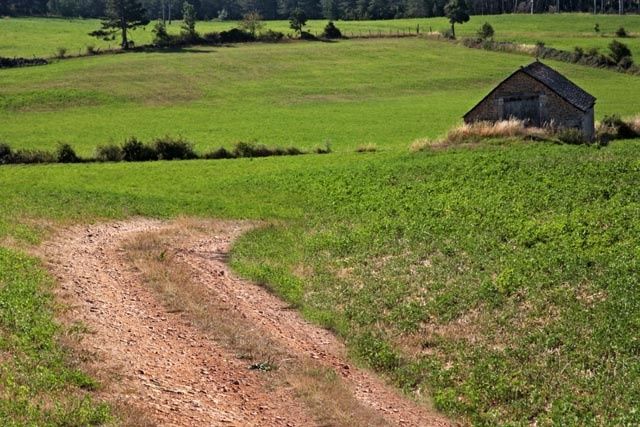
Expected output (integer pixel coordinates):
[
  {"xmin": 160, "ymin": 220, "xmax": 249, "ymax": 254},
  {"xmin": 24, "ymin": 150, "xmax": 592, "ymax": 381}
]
[{"xmin": 464, "ymin": 61, "xmax": 596, "ymax": 140}]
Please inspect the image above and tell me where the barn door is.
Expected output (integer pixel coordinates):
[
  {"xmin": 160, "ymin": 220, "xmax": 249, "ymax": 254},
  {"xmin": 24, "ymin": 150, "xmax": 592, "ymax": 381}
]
[{"xmin": 502, "ymin": 95, "xmax": 540, "ymax": 126}]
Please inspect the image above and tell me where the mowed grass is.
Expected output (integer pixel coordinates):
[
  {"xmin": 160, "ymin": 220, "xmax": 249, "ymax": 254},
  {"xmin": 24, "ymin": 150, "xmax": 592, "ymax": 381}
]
[
  {"xmin": 1, "ymin": 14, "xmax": 639, "ymax": 58},
  {"xmin": 1, "ymin": 38, "xmax": 639, "ymax": 155},
  {"xmin": 1, "ymin": 140, "xmax": 640, "ymax": 425}
]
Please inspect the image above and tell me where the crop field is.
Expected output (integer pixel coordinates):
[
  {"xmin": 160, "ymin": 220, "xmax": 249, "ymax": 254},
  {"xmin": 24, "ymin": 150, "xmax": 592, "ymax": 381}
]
[
  {"xmin": 1, "ymin": 38, "xmax": 640, "ymax": 156},
  {"xmin": 1, "ymin": 13, "xmax": 639, "ymax": 58},
  {"xmin": 1, "ymin": 17, "xmax": 640, "ymax": 427}
]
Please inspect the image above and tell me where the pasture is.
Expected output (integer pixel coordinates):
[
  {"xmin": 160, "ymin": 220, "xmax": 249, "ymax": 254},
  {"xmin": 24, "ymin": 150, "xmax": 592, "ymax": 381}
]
[
  {"xmin": 1, "ymin": 38, "xmax": 639, "ymax": 155},
  {"xmin": 1, "ymin": 16, "xmax": 640, "ymax": 427},
  {"xmin": 1, "ymin": 13, "xmax": 639, "ymax": 58}
]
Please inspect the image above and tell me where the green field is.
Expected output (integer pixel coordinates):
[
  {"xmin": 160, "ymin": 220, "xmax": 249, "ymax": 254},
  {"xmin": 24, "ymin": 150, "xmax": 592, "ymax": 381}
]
[
  {"xmin": 1, "ymin": 14, "xmax": 639, "ymax": 58},
  {"xmin": 1, "ymin": 38, "xmax": 639, "ymax": 156},
  {"xmin": 2, "ymin": 18, "xmax": 640, "ymax": 426}
]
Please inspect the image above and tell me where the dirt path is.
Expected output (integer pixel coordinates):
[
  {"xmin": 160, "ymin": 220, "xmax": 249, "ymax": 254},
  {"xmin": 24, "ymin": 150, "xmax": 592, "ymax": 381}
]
[{"xmin": 40, "ymin": 218, "xmax": 453, "ymax": 427}]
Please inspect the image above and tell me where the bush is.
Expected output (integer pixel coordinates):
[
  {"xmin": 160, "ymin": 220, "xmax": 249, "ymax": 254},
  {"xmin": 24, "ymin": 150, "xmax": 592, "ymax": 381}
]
[
  {"xmin": 152, "ymin": 136, "xmax": 198, "ymax": 160},
  {"xmin": 0, "ymin": 57, "xmax": 48, "ymax": 68},
  {"xmin": 0, "ymin": 143, "xmax": 13, "ymax": 164},
  {"xmin": 322, "ymin": 21, "xmax": 342, "ymax": 39},
  {"xmin": 203, "ymin": 147, "xmax": 235, "ymax": 159},
  {"xmin": 594, "ymin": 23, "xmax": 600, "ymax": 33},
  {"xmin": 85, "ymin": 45, "xmax": 98, "ymax": 55},
  {"xmin": 477, "ymin": 22, "xmax": 494, "ymax": 40},
  {"xmin": 615, "ymin": 26, "xmax": 627, "ymax": 37},
  {"xmin": 219, "ymin": 28, "xmax": 255, "ymax": 43},
  {"xmin": 440, "ymin": 28, "xmax": 454, "ymax": 39},
  {"xmin": 609, "ymin": 40, "xmax": 632, "ymax": 65},
  {"xmin": 600, "ymin": 114, "xmax": 638, "ymax": 139},
  {"xmin": 314, "ymin": 142, "xmax": 332, "ymax": 154},
  {"xmin": 257, "ymin": 29, "xmax": 285, "ymax": 42},
  {"xmin": 233, "ymin": 141, "xmax": 273, "ymax": 157},
  {"xmin": 10, "ymin": 149, "xmax": 56, "ymax": 164},
  {"xmin": 202, "ymin": 32, "xmax": 221, "ymax": 44},
  {"xmin": 300, "ymin": 31, "xmax": 318, "ymax": 40},
  {"xmin": 153, "ymin": 21, "xmax": 173, "ymax": 47},
  {"xmin": 121, "ymin": 137, "xmax": 157, "ymax": 162},
  {"xmin": 55, "ymin": 47, "xmax": 67, "ymax": 59},
  {"xmin": 556, "ymin": 128, "xmax": 587, "ymax": 145},
  {"xmin": 618, "ymin": 55, "xmax": 634, "ymax": 70},
  {"xmin": 355, "ymin": 143, "xmax": 378, "ymax": 152},
  {"xmin": 56, "ymin": 143, "xmax": 80, "ymax": 163},
  {"xmin": 95, "ymin": 144, "xmax": 123, "ymax": 162},
  {"xmin": 572, "ymin": 46, "xmax": 584, "ymax": 62}
]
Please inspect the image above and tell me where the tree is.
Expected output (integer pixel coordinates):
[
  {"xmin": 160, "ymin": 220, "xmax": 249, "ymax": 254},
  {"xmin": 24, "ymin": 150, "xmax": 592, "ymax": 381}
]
[
  {"xmin": 240, "ymin": 11, "xmax": 264, "ymax": 36},
  {"xmin": 89, "ymin": 0, "xmax": 149, "ymax": 49},
  {"xmin": 289, "ymin": 8, "xmax": 307, "ymax": 35},
  {"xmin": 181, "ymin": 1, "xmax": 197, "ymax": 39},
  {"xmin": 444, "ymin": 0, "xmax": 469, "ymax": 39},
  {"xmin": 477, "ymin": 22, "xmax": 494, "ymax": 40}
]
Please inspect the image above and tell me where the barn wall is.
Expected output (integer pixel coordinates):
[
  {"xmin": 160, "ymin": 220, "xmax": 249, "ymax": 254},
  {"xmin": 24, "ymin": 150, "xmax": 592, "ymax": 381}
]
[{"xmin": 464, "ymin": 71, "xmax": 588, "ymax": 133}]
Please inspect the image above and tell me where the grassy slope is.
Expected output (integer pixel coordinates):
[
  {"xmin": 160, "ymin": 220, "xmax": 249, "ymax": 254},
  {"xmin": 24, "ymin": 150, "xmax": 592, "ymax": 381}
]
[
  {"xmin": 1, "ymin": 14, "xmax": 639, "ymax": 58},
  {"xmin": 1, "ymin": 142, "xmax": 640, "ymax": 425},
  {"xmin": 1, "ymin": 38, "xmax": 640, "ymax": 156}
]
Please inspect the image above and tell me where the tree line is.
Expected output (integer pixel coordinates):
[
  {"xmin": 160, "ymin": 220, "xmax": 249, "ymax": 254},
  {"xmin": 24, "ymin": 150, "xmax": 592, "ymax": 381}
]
[{"xmin": 2, "ymin": 0, "xmax": 638, "ymax": 20}]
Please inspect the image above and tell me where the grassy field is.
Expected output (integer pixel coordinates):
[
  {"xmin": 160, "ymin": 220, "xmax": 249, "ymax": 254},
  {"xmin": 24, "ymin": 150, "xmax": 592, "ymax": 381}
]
[
  {"xmin": 1, "ymin": 141, "xmax": 640, "ymax": 425},
  {"xmin": 1, "ymin": 38, "xmax": 639, "ymax": 156},
  {"xmin": 2, "ymin": 19, "xmax": 640, "ymax": 426},
  {"xmin": 1, "ymin": 14, "xmax": 639, "ymax": 58}
]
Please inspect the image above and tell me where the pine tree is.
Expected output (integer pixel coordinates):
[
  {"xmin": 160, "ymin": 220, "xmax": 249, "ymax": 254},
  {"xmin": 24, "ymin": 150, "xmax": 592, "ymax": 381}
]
[{"xmin": 89, "ymin": 0, "xmax": 149, "ymax": 49}]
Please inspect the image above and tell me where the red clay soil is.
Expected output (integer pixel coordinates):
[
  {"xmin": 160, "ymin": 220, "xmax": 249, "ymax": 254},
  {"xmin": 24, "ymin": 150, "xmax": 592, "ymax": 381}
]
[{"xmin": 39, "ymin": 218, "xmax": 453, "ymax": 427}]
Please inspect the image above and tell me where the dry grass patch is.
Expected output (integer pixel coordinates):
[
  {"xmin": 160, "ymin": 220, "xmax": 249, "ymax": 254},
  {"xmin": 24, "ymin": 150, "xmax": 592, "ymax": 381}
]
[{"xmin": 412, "ymin": 119, "xmax": 548, "ymax": 151}]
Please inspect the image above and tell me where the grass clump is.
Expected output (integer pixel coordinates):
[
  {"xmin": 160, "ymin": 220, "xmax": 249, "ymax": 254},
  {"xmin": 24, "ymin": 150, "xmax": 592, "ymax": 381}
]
[
  {"xmin": 412, "ymin": 119, "xmax": 547, "ymax": 150},
  {"xmin": 355, "ymin": 143, "xmax": 378, "ymax": 153}
]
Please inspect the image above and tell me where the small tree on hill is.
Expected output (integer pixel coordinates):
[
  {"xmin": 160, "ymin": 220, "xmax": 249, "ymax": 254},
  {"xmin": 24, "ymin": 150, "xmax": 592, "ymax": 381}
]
[
  {"xmin": 240, "ymin": 11, "xmax": 264, "ymax": 37},
  {"xmin": 322, "ymin": 21, "xmax": 342, "ymax": 38},
  {"xmin": 181, "ymin": 1, "xmax": 197, "ymax": 40},
  {"xmin": 89, "ymin": 0, "xmax": 149, "ymax": 49},
  {"xmin": 477, "ymin": 22, "xmax": 494, "ymax": 40},
  {"xmin": 289, "ymin": 8, "xmax": 307, "ymax": 36},
  {"xmin": 444, "ymin": 0, "xmax": 470, "ymax": 39}
]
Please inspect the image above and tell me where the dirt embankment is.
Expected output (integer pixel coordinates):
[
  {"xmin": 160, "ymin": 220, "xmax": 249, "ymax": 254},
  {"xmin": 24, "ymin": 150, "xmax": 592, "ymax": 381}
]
[{"xmin": 39, "ymin": 218, "xmax": 453, "ymax": 427}]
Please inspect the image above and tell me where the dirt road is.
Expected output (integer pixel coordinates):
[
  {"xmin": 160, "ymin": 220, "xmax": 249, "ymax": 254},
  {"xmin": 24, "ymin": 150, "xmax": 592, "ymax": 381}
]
[{"xmin": 40, "ymin": 219, "xmax": 453, "ymax": 427}]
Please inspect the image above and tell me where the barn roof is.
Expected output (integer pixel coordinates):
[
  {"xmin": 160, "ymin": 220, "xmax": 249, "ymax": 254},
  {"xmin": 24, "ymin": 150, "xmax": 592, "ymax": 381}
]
[
  {"xmin": 463, "ymin": 61, "xmax": 596, "ymax": 118},
  {"xmin": 520, "ymin": 61, "xmax": 595, "ymax": 112}
]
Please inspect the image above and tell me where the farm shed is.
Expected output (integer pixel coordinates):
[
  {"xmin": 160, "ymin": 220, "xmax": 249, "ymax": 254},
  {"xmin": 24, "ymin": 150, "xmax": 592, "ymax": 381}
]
[{"xmin": 464, "ymin": 61, "xmax": 596, "ymax": 140}]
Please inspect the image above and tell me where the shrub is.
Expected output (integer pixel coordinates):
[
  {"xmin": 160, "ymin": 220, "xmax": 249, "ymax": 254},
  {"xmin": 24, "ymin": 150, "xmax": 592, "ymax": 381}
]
[
  {"xmin": 355, "ymin": 143, "xmax": 378, "ymax": 153},
  {"xmin": 618, "ymin": 55, "xmax": 634, "ymax": 70},
  {"xmin": 314, "ymin": 142, "xmax": 332, "ymax": 154},
  {"xmin": 121, "ymin": 137, "xmax": 156, "ymax": 162},
  {"xmin": 0, "ymin": 143, "xmax": 12, "ymax": 164},
  {"xmin": 258, "ymin": 29, "xmax": 285, "ymax": 42},
  {"xmin": 203, "ymin": 147, "xmax": 235, "ymax": 159},
  {"xmin": 477, "ymin": 22, "xmax": 494, "ymax": 40},
  {"xmin": 440, "ymin": 28, "xmax": 454, "ymax": 39},
  {"xmin": 56, "ymin": 143, "xmax": 80, "ymax": 163},
  {"xmin": 10, "ymin": 149, "xmax": 56, "ymax": 164},
  {"xmin": 572, "ymin": 46, "xmax": 584, "ymax": 62},
  {"xmin": 233, "ymin": 141, "xmax": 272, "ymax": 157},
  {"xmin": 240, "ymin": 11, "xmax": 264, "ymax": 37},
  {"xmin": 202, "ymin": 32, "xmax": 221, "ymax": 44},
  {"xmin": 594, "ymin": 23, "xmax": 600, "ymax": 33},
  {"xmin": 219, "ymin": 28, "xmax": 255, "ymax": 43},
  {"xmin": 152, "ymin": 136, "xmax": 198, "ymax": 160},
  {"xmin": 322, "ymin": 21, "xmax": 342, "ymax": 39},
  {"xmin": 85, "ymin": 45, "xmax": 98, "ymax": 55},
  {"xmin": 615, "ymin": 26, "xmax": 627, "ymax": 37},
  {"xmin": 153, "ymin": 21, "xmax": 173, "ymax": 47},
  {"xmin": 300, "ymin": 31, "xmax": 318, "ymax": 40},
  {"xmin": 600, "ymin": 114, "xmax": 638, "ymax": 139},
  {"xmin": 0, "ymin": 57, "xmax": 48, "ymax": 68},
  {"xmin": 556, "ymin": 128, "xmax": 587, "ymax": 144},
  {"xmin": 609, "ymin": 40, "xmax": 632, "ymax": 65},
  {"xmin": 95, "ymin": 144, "xmax": 123, "ymax": 162},
  {"xmin": 55, "ymin": 47, "xmax": 67, "ymax": 59}
]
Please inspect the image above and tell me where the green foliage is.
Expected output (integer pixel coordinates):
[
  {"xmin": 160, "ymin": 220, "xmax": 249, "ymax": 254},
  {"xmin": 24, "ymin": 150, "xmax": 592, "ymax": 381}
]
[
  {"xmin": 56, "ymin": 143, "xmax": 80, "ymax": 163},
  {"xmin": 444, "ymin": 0, "xmax": 470, "ymax": 38},
  {"xmin": 609, "ymin": 39, "xmax": 632, "ymax": 66},
  {"xmin": 322, "ymin": 21, "xmax": 342, "ymax": 39},
  {"xmin": 121, "ymin": 137, "xmax": 156, "ymax": 161},
  {"xmin": 477, "ymin": 22, "xmax": 494, "ymax": 40},
  {"xmin": 55, "ymin": 46, "xmax": 67, "ymax": 59},
  {"xmin": 181, "ymin": 1, "xmax": 198, "ymax": 40},
  {"xmin": 152, "ymin": 21, "xmax": 172, "ymax": 46},
  {"xmin": 95, "ymin": 144, "xmax": 123, "ymax": 161},
  {"xmin": 89, "ymin": 0, "xmax": 149, "ymax": 49},
  {"xmin": 152, "ymin": 136, "xmax": 198, "ymax": 160},
  {"xmin": 240, "ymin": 11, "xmax": 265, "ymax": 37},
  {"xmin": 289, "ymin": 8, "xmax": 308, "ymax": 35},
  {"xmin": 0, "ymin": 248, "xmax": 111, "ymax": 424},
  {"xmin": 615, "ymin": 26, "xmax": 627, "ymax": 37}
]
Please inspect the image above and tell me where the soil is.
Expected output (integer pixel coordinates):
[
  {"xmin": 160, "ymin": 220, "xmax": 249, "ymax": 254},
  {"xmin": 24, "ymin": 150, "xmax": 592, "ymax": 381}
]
[{"xmin": 39, "ymin": 218, "xmax": 453, "ymax": 427}]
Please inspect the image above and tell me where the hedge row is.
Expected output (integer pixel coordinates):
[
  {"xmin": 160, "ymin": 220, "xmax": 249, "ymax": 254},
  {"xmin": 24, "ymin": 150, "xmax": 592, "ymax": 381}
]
[{"xmin": 0, "ymin": 137, "xmax": 331, "ymax": 166}]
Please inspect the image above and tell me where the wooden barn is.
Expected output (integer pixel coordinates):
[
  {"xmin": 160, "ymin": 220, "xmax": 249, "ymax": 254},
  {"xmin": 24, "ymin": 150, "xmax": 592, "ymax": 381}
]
[{"xmin": 464, "ymin": 61, "xmax": 596, "ymax": 140}]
